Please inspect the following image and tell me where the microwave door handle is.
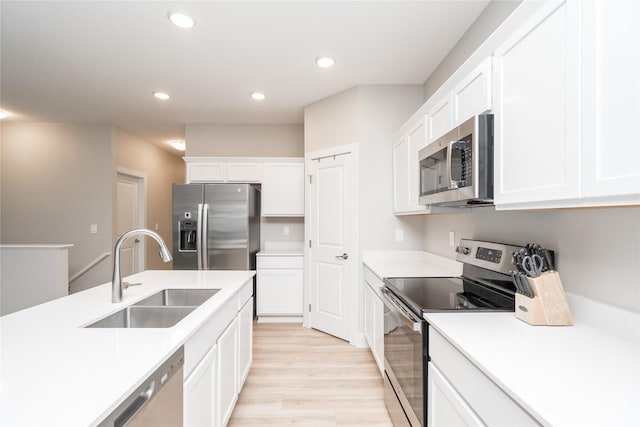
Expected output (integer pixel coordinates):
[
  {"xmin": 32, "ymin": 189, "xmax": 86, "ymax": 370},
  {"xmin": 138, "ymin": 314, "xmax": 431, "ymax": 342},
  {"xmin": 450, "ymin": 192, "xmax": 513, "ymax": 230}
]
[{"xmin": 447, "ymin": 140, "xmax": 465, "ymax": 189}]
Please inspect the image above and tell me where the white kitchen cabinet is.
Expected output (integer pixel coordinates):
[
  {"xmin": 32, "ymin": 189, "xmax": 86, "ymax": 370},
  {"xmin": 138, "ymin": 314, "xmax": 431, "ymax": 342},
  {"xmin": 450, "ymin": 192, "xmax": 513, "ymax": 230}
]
[
  {"xmin": 429, "ymin": 328, "xmax": 538, "ymax": 426},
  {"xmin": 427, "ymin": 57, "xmax": 492, "ymax": 144},
  {"xmin": 237, "ymin": 298, "xmax": 253, "ymax": 388},
  {"xmin": 428, "ymin": 363, "xmax": 483, "ymax": 427},
  {"xmin": 261, "ymin": 162, "xmax": 305, "ymax": 216},
  {"xmin": 184, "ymin": 344, "xmax": 217, "ymax": 427},
  {"xmin": 427, "ymin": 96, "xmax": 452, "ymax": 143},
  {"xmin": 581, "ymin": 0, "xmax": 640, "ymax": 203},
  {"xmin": 188, "ymin": 161, "xmax": 226, "ymax": 183},
  {"xmin": 452, "ymin": 57, "xmax": 492, "ymax": 127},
  {"xmin": 363, "ymin": 267, "xmax": 384, "ymax": 374},
  {"xmin": 256, "ymin": 254, "xmax": 304, "ymax": 322},
  {"xmin": 393, "ymin": 117, "xmax": 428, "ymax": 215},
  {"xmin": 493, "ymin": 0, "xmax": 581, "ymax": 207},
  {"xmin": 225, "ymin": 162, "xmax": 262, "ymax": 182},
  {"xmin": 183, "ymin": 279, "xmax": 253, "ymax": 427},
  {"xmin": 217, "ymin": 317, "xmax": 238, "ymax": 427}
]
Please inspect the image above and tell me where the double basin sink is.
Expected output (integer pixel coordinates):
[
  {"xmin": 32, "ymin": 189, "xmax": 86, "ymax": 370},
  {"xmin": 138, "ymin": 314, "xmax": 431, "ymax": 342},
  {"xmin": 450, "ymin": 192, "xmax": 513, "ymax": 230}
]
[{"xmin": 86, "ymin": 289, "xmax": 219, "ymax": 329}]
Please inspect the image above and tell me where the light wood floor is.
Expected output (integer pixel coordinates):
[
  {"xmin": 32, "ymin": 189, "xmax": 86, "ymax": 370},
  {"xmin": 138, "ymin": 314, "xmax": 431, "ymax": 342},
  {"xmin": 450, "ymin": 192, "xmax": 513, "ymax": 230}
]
[{"xmin": 228, "ymin": 323, "xmax": 393, "ymax": 426}]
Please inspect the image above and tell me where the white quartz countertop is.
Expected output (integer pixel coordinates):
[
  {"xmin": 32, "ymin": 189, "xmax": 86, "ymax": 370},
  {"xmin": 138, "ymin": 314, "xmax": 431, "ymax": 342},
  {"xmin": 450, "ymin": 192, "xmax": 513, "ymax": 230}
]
[
  {"xmin": 362, "ymin": 250, "xmax": 463, "ymax": 278},
  {"xmin": 425, "ymin": 312, "xmax": 640, "ymax": 426},
  {"xmin": 362, "ymin": 250, "xmax": 640, "ymax": 426},
  {"xmin": 0, "ymin": 269, "xmax": 255, "ymax": 427}
]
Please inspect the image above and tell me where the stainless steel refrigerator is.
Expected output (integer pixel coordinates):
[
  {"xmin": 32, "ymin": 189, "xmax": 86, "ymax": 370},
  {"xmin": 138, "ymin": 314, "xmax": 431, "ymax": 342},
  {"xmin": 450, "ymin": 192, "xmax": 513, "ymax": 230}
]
[{"xmin": 172, "ymin": 183, "xmax": 260, "ymax": 271}]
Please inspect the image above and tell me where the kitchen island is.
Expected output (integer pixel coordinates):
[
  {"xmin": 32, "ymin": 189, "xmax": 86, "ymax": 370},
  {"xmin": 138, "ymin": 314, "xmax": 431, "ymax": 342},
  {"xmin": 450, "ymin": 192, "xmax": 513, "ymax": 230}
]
[{"xmin": 0, "ymin": 269, "xmax": 255, "ymax": 427}]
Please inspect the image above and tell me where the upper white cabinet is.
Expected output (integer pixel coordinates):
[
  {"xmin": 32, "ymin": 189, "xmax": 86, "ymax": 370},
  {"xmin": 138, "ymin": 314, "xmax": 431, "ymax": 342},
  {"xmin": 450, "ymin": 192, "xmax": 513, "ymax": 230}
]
[
  {"xmin": 427, "ymin": 97, "xmax": 452, "ymax": 144},
  {"xmin": 581, "ymin": 0, "xmax": 640, "ymax": 202},
  {"xmin": 186, "ymin": 159, "xmax": 261, "ymax": 183},
  {"xmin": 184, "ymin": 157, "xmax": 305, "ymax": 216},
  {"xmin": 493, "ymin": 0, "xmax": 581, "ymax": 207},
  {"xmin": 261, "ymin": 163, "xmax": 305, "ymax": 216},
  {"xmin": 427, "ymin": 57, "xmax": 492, "ymax": 143},
  {"xmin": 393, "ymin": 116, "xmax": 428, "ymax": 215},
  {"xmin": 188, "ymin": 161, "xmax": 226, "ymax": 183},
  {"xmin": 493, "ymin": 0, "xmax": 640, "ymax": 209},
  {"xmin": 452, "ymin": 58, "xmax": 492, "ymax": 127},
  {"xmin": 226, "ymin": 163, "xmax": 262, "ymax": 183}
]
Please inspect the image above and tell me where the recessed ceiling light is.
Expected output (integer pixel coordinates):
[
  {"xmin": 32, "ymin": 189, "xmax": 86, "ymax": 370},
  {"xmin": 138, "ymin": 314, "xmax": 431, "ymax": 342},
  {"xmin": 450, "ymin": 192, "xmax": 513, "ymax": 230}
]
[
  {"xmin": 316, "ymin": 57, "xmax": 335, "ymax": 68},
  {"xmin": 168, "ymin": 12, "xmax": 195, "ymax": 29},
  {"xmin": 153, "ymin": 91, "xmax": 170, "ymax": 100},
  {"xmin": 169, "ymin": 140, "xmax": 186, "ymax": 151},
  {"xmin": 0, "ymin": 110, "xmax": 9, "ymax": 120},
  {"xmin": 250, "ymin": 92, "xmax": 266, "ymax": 101}
]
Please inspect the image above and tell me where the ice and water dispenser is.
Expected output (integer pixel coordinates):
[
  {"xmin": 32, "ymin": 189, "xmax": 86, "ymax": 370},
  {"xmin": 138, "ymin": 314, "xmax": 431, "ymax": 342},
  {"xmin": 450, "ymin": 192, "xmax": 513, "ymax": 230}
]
[{"xmin": 178, "ymin": 218, "xmax": 197, "ymax": 252}]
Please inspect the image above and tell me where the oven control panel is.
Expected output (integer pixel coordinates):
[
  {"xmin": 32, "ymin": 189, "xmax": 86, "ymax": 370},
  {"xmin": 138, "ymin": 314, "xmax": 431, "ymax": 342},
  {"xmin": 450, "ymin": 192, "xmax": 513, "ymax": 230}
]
[{"xmin": 455, "ymin": 239, "xmax": 523, "ymax": 274}]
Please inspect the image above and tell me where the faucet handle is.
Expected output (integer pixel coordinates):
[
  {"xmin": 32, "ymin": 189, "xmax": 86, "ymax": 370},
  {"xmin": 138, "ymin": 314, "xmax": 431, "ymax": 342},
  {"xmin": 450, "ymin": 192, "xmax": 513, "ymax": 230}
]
[{"xmin": 122, "ymin": 282, "xmax": 142, "ymax": 289}]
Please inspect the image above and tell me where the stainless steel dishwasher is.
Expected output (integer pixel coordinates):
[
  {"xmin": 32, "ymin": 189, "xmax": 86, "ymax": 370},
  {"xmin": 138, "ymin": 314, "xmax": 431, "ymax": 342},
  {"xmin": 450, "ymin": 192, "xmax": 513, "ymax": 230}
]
[{"xmin": 98, "ymin": 347, "xmax": 184, "ymax": 427}]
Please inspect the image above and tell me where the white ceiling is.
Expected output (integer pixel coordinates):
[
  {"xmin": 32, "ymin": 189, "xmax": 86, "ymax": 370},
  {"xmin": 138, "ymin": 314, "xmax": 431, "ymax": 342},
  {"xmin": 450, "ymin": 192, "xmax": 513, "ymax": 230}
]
[{"xmin": 1, "ymin": 1, "xmax": 489, "ymax": 154}]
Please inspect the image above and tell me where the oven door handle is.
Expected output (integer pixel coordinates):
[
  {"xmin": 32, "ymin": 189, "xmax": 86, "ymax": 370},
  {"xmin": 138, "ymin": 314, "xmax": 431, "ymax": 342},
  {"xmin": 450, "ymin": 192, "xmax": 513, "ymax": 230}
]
[{"xmin": 380, "ymin": 288, "xmax": 423, "ymax": 332}]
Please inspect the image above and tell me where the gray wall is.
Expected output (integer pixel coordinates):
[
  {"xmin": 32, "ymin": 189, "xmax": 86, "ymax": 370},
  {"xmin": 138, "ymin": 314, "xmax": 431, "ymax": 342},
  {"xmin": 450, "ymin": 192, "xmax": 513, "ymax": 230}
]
[
  {"xmin": 1, "ymin": 123, "xmax": 188, "ymax": 293},
  {"xmin": 304, "ymin": 85, "xmax": 426, "ymax": 252},
  {"xmin": 114, "ymin": 128, "xmax": 185, "ymax": 269},
  {"xmin": 423, "ymin": 0, "xmax": 522, "ymax": 99},
  {"xmin": 185, "ymin": 124, "xmax": 303, "ymax": 157},
  {"xmin": 1, "ymin": 123, "xmax": 114, "ymax": 291},
  {"xmin": 423, "ymin": 207, "xmax": 640, "ymax": 313}
]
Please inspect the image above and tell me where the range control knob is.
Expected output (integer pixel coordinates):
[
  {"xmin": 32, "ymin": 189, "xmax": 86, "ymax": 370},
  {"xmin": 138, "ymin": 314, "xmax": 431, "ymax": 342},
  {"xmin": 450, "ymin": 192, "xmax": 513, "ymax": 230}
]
[{"xmin": 456, "ymin": 246, "xmax": 471, "ymax": 255}]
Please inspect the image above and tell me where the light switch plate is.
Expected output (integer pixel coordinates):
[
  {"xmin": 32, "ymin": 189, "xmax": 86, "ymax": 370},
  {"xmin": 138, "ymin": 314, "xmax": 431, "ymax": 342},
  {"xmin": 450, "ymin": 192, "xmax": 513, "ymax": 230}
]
[
  {"xmin": 449, "ymin": 231, "xmax": 455, "ymax": 247},
  {"xmin": 90, "ymin": 224, "xmax": 98, "ymax": 234},
  {"xmin": 395, "ymin": 229, "xmax": 404, "ymax": 242}
]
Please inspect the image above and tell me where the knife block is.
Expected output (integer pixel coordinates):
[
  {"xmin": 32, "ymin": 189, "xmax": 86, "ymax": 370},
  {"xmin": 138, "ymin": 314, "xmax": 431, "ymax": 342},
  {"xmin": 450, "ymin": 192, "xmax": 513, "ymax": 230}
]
[{"xmin": 515, "ymin": 271, "xmax": 573, "ymax": 326}]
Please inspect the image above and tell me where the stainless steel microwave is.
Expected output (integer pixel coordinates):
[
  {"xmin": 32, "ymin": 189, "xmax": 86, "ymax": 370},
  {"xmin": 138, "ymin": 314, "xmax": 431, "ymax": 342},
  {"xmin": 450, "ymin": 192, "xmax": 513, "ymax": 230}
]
[{"xmin": 418, "ymin": 114, "xmax": 493, "ymax": 207}]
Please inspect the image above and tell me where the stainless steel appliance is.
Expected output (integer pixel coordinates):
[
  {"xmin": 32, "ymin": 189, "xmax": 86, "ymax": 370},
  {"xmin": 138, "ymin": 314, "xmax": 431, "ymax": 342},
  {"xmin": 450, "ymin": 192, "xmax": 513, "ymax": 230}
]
[
  {"xmin": 172, "ymin": 183, "xmax": 260, "ymax": 271},
  {"xmin": 98, "ymin": 347, "xmax": 184, "ymax": 426},
  {"xmin": 418, "ymin": 114, "xmax": 493, "ymax": 207},
  {"xmin": 381, "ymin": 239, "xmax": 522, "ymax": 426}
]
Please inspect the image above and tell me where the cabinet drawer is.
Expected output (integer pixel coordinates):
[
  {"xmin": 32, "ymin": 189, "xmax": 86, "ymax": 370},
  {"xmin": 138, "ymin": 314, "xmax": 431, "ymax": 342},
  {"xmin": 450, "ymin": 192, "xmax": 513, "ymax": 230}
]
[
  {"xmin": 257, "ymin": 255, "xmax": 303, "ymax": 269},
  {"xmin": 237, "ymin": 279, "xmax": 253, "ymax": 310},
  {"xmin": 363, "ymin": 266, "xmax": 384, "ymax": 297},
  {"xmin": 429, "ymin": 329, "xmax": 539, "ymax": 426},
  {"xmin": 184, "ymin": 295, "xmax": 237, "ymax": 378}
]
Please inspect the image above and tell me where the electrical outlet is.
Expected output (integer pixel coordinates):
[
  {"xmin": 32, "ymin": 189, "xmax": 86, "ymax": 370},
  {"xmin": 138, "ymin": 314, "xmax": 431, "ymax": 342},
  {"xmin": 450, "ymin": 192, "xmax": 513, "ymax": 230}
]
[
  {"xmin": 90, "ymin": 224, "xmax": 98, "ymax": 234},
  {"xmin": 283, "ymin": 226, "xmax": 290, "ymax": 236},
  {"xmin": 449, "ymin": 231, "xmax": 455, "ymax": 247},
  {"xmin": 155, "ymin": 223, "xmax": 159, "ymax": 231},
  {"xmin": 395, "ymin": 229, "xmax": 404, "ymax": 242}
]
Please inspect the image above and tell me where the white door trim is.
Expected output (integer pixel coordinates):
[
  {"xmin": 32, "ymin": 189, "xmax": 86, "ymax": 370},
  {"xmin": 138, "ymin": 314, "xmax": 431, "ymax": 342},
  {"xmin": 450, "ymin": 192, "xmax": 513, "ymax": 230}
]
[
  {"xmin": 304, "ymin": 143, "xmax": 360, "ymax": 346},
  {"xmin": 116, "ymin": 167, "xmax": 147, "ymax": 271}
]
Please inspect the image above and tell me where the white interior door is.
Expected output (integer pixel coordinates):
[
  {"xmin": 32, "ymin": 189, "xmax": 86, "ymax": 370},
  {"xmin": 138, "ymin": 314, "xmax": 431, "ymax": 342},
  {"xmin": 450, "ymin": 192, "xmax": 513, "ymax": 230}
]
[
  {"xmin": 308, "ymin": 152, "xmax": 353, "ymax": 341},
  {"xmin": 117, "ymin": 173, "xmax": 144, "ymax": 276}
]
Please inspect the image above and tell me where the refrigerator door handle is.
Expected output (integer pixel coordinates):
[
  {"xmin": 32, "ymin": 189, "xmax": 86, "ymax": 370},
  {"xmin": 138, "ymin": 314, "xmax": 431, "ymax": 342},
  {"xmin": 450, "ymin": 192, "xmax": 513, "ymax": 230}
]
[
  {"xmin": 202, "ymin": 203, "xmax": 209, "ymax": 270},
  {"xmin": 197, "ymin": 203, "xmax": 204, "ymax": 270}
]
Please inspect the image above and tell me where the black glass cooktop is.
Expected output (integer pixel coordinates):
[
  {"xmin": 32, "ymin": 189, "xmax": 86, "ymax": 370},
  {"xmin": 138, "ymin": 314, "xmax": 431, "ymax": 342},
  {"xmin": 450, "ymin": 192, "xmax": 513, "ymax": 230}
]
[{"xmin": 383, "ymin": 276, "xmax": 514, "ymax": 316}]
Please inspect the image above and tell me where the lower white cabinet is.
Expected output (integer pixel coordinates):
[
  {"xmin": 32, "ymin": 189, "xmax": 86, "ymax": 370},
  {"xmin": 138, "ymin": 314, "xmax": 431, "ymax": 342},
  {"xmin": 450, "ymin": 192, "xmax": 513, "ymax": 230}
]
[
  {"xmin": 429, "ymin": 328, "xmax": 538, "ymax": 426},
  {"xmin": 217, "ymin": 317, "xmax": 239, "ymax": 427},
  {"xmin": 184, "ymin": 344, "xmax": 217, "ymax": 427},
  {"xmin": 237, "ymin": 298, "xmax": 253, "ymax": 388},
  {"xmin": 363, "ymin": 267, "xmax": 384, "ymax": 374},
  {"xmin": 183, "ymin": 280, "xmax": 253, "ymax": 427},
  {"xmin": 427, "ymin": 363, "xmax": 483, "ymax": 427},
  {"xmin": 256, "ymin": 255, "xmax": 303, "ymax": 322}
]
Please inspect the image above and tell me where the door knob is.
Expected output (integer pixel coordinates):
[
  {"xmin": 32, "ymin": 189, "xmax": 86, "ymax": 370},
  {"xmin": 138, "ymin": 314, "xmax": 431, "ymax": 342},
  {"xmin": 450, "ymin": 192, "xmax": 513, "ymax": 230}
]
[
  {"xmin": 134, "ymin": 238, "xmax": 140, "ymax": 243},
  {"xmin": 335, "ymin": 253, "xmax": 349, "ymax": 260}
]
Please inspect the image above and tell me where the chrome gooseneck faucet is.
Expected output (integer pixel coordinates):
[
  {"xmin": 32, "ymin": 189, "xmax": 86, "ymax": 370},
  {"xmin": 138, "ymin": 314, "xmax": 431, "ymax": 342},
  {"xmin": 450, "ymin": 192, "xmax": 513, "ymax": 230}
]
[{"xmin": 112, "ymin": 228, "xmax": 172, "ymax": 303}]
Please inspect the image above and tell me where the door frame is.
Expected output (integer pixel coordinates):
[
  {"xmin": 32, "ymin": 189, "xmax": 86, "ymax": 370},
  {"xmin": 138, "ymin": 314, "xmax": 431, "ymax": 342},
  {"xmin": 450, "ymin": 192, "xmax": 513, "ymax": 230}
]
[
  {"xmin": 304, "ymin": 143, "xmax": 360, "ymax": 345},
  {"xmin": 116, "ymin": 167, "xmax": 147, "ymax": 272}
]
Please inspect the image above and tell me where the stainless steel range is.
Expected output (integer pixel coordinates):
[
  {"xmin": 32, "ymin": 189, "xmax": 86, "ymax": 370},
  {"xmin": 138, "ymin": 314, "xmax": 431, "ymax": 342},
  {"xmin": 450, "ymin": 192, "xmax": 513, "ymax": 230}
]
[{"xmin": 380, "ymin": 239, "xmax": 523, "ymax": 427}]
